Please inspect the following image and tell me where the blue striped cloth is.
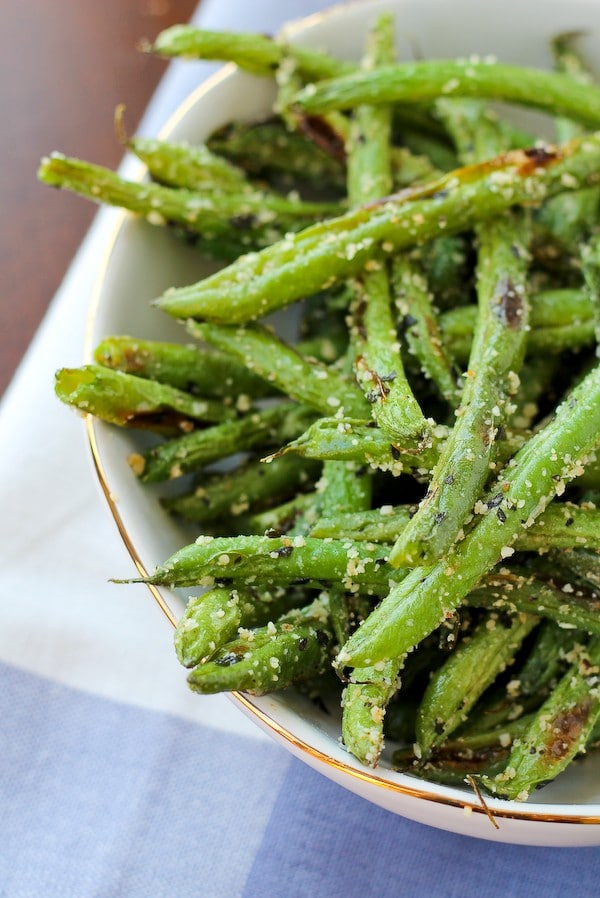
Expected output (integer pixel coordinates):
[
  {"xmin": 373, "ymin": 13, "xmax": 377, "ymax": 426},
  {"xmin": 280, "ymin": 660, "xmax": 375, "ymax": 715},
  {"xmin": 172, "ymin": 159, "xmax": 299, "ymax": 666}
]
[
  {"xmin": 3, "ymin": 664, "xmax": 600, "ymax": 897},
  {"xmin": 2, "ymin": 2, "xmax": 600, "ymax": 895}
]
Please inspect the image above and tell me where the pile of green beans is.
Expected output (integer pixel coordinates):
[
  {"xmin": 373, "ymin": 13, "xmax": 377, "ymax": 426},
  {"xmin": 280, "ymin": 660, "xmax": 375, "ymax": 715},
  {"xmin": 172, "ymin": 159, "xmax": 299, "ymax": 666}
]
[{"xmin": 47, "ymin": 18, "xmax": 600, "ymax": 802}]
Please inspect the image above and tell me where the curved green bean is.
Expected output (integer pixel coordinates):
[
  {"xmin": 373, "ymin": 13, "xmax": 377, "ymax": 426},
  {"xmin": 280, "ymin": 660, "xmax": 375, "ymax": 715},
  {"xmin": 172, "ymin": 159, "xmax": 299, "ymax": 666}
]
[
  {"xmin": 55, "ymin": 364, "xmax": 232, "ymax": 433},
  {"xmin": 188, "ymin": 321, "xmax": 368, "ymax": 418},
  {"xmin": 155, "ymin": 134, "xmax": 600, "ymax": 323},
  {"xmin": 163, "ymin": 454, "xmax": 318, "ymax": 524},
  {"xmin": 94, "ymin": 335, "xmax": 272, "ymax": 401},
  {"xmin": 128, "ymin": 534, "xmax": 396, "ymax": 593},
  {"xmin": 174, "ymin": 584, "xmax": 306, "ymax": 667},
  {"xmin": 132, "ymin": 402, "xmax": 314, "ymax": 483},
  {"xmin": 293, "ymin": 59, "xmax": 600, "ymax": 127},
  {"xmin": 186, "ymin": 598, "xmax": 333, "ymax": 695},
  {"xmin": 484, "ymin": 636, "xmax": 600, "ymax": 800}
]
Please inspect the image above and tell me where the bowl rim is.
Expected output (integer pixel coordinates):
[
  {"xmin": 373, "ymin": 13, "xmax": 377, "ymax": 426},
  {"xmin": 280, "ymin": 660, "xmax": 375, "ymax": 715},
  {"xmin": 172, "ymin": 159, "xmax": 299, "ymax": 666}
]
[{"xmin": 84, "ymin": 0, "xmax": 600, "ymax": 828}]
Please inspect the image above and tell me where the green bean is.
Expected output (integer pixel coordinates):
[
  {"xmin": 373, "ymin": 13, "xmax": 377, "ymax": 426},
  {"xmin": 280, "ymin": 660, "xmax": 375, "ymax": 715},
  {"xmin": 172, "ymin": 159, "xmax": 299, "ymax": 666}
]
[
  {"xmin": 162, "ymin": 455, "xmax": 318, "ymax": 524},
  {"xmin": 450, "ymin": 315, "xmax": 595, "ymax": 364},
  {"xmin": 155, "ymin": 135, "xmax": 600, "ymax": 324},
  {"xmin": 345, "ymin": 18, "xmax": 394, "ymax": 205},
  {"xmin": 307, "ymin": 313, "xmax": 374, "ymax": 634},
  {"xmin": 390, "ymin": 108, "xmax": 531, "ymax": 567},
  {"xmin": 94, "ymin": 336, "xmax": 272, "ymax": 401},
  {"xmin": 317, "ymin": 462, "xmax": 372, "ymax": 520},
  {"xmin": 127, "ymin": 130, "xmax": 343, "ymax": 237},
  {"xmin": 150, "ymin": 26, "xmax": 355, "ymax": 80},
  {"xmin": 279, "ymin": 415, "xmax": 527, "ymax": 473},
  {"xmin": 55, "ymin": 365, "xmax": 233, "ymax": 434},
  {"xmin": 458, "ymin": 622, "xmax": 578, "ymax": 736},
  {"xmin": 350, "ymin": 261, "xmax": 434, "ymax": 441},
  {"xmin": 128, "ymin": 136, "xmax": 252, "ymax": 193},
  {"xmin": 38, "ymin": 153, "xmax": 342, "ymax": 259},
  {"xmin": 174, "ymin": 583, "xmax": 306, "ymax": 667},
  {"xmin": 310, "ymin": 505, "xmax": 414, "ymax": 542},
  {"xmin": 394, "ymin": 749, "xmax": 508, "ymax": 787},
  {"xmin": 540, "ymin": 182, "xmax": 600, "ymax": 251},
  {"xmin": 131, "ymin": 402, "xmax": 314, "ymax": 484},
  {"xmin": 317, "ymin": 458, "xmax": 373, "ymax": 647},
  {"xmin": 310, "ymin": 502, "xmax": 600, "ymax": 552},
  {"xmin": 293, "ymin": 59, "xmax": 600, "ymax": 127},
  {"xmin": 341, "ymin": 661, "xmax": 401, "ymax": 767},
  {"xmin": 188, "ymin": 321, "xmax": 369, "ymax": 418},
  {"xmin": 325, "ymin": 584, "xmax": 352, "ymax": 651},
  {"xmin": 278, "ymin": 416, "xmax": 442, "ymax": 475},
  {"xmin": 392, "ymin": 714, "xmax": 533, "ymax": 760},
  {"xmin": 186, "ymin": 598, "xmax": 334, "ymax": 695},
  {"xmin": 415, "ymin": 612, "xmax": 538, "ymax": 755},
  {"xmin": 127, "ymin": 534, "xmax": 396, "ymax": 592},
  {"xmin": 484, "ymin": 636, "xmax": 600, "ymax": 800},
  {"xmin": 467, "ymin": 570, "xmax": 600, "ymax": 636},
  {"xmin": 392, "ymin": 255, "xmax": 462, "ymax": 408},
  {"xmin": 338, "ymin": 361, "xmax": 600, "ymax": 669}
]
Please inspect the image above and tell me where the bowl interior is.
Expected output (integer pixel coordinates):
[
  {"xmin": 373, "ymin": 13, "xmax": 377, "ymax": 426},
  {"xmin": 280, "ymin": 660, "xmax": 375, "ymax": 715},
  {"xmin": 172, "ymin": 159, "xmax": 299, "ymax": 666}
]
[{"xmin": 87, "ymin": 0, "xmax": 600, "ymax": 842}]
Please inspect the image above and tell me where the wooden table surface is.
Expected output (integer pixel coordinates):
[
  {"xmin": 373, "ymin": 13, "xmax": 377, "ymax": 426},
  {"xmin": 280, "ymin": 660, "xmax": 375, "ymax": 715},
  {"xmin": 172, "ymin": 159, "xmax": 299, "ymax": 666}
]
[{"xmin": 1, "ymin": 0, "xmax": 199, "ymax": 397}]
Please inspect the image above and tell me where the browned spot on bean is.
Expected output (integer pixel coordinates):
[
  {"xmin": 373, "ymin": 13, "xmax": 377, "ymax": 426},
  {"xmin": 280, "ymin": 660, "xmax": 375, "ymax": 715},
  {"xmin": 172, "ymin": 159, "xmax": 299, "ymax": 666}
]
[
  {"xmin": 494, "ymin": 277, "xmax": 523, "ymax": 329},
  {"xmin": 357, "ymin": 357, "xmax": 393, "ymax": 402},
  {"xmin": 546, "ymin": 699, "xmax": 592, "ymax": 760},
  {"xmin": 517, "ymin": 145, "xmax": 559, "ymax": 175},
  {"xmin": 120, "ymin": 346, "xmax": 148, "ymax": 372},
  {"xmin": 297, "ymin": 114, "xmax": 346, "ymax": 163}
]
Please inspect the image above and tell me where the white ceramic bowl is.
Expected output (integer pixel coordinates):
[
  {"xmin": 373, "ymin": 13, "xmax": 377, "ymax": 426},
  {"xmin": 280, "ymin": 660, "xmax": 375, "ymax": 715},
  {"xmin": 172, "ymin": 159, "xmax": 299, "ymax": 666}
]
[{"xmin": 86, "ymin": 0, "xmax": 600, "ymax": 846}]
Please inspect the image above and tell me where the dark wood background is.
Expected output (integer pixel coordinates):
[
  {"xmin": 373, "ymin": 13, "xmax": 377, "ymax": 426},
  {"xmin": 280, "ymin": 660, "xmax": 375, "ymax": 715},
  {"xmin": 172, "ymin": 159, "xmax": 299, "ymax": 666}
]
[{"xmin": 1, "ymin": 0, "xmax": 198, "ymax": 397}]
